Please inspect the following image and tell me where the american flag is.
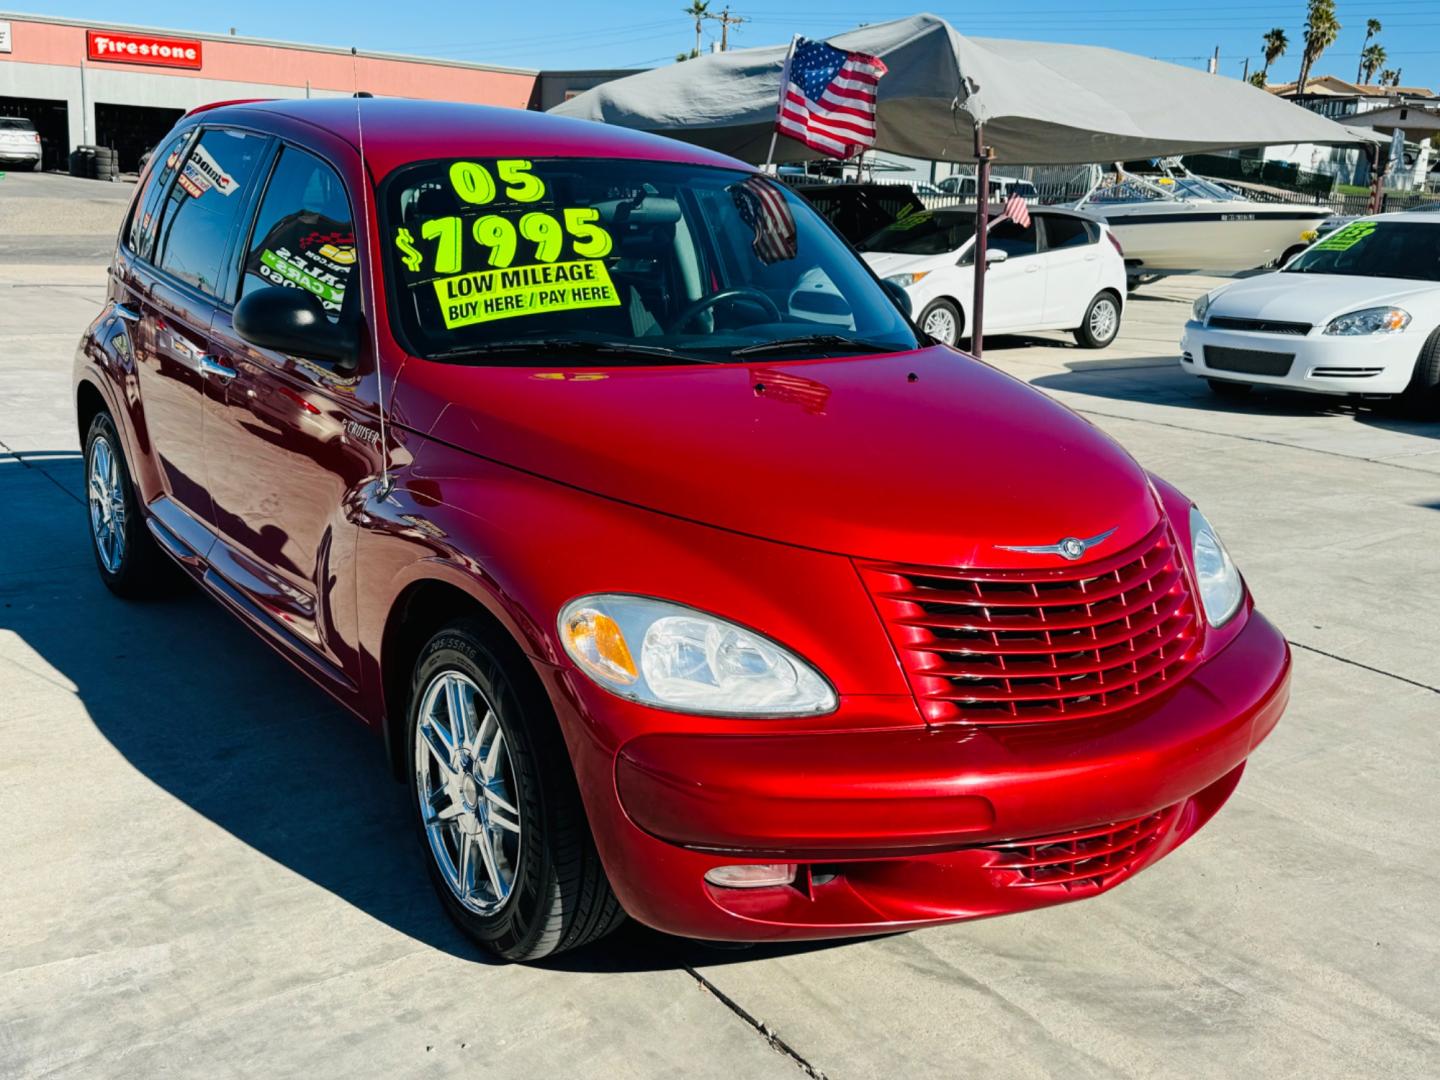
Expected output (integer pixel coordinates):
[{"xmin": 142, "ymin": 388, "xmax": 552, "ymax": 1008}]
[
  {"xmin": 730, "ymin": 176, "xmax": 797, "ymax": 264},
  {"xmin": 776, "ymin": 37, "xmax": 887, "ymax": 160},
  {"xmin": 1003, "ymin": 192, "xmax": 1031, "ymax": 229}
]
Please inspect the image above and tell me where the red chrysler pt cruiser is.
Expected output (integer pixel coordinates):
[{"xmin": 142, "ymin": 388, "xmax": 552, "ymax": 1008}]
[{"xmin": 74, "ymin": 98, "xmax": 1290, "ymax": 961}]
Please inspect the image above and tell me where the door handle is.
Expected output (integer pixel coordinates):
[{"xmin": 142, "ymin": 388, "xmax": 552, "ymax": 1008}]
[
  {"xmin": 198, "ymin": 355, "xmax": 237, "ymax": 381},
  {"xmin": 1025, "ymin": 264, "xmax": 1041, "ymax": 273},
  {"xmin": 113, "ymin": 303, "xmax": 141, "ymax": 322}
]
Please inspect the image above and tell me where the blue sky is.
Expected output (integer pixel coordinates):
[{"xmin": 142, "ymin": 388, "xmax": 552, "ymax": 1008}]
[{"xmin": 23, "ymin": 0, "xmax": 1440, "ymax": 87}]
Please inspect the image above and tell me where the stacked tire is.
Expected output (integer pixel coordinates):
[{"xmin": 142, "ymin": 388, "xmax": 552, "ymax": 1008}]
[{"xmin": 68, "ymin": 145, "xmax": 119, "ymax": 181}]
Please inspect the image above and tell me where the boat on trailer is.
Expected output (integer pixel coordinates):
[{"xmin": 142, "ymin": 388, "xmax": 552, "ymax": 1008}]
[{"xmin": 1069, "ymin": 162, "xmax": 1329, "ymax": 284}]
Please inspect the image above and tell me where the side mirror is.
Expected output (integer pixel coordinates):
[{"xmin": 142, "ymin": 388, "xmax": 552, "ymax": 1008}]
[
  {"xmin": 880, "ymin": 279, "xmax": 912, "ymax": 318},
  {"xmin": 985, "ymin": 248, "xmax": 1009, "ymax": 264},
  {"xmin": 234, "ymin": 286, "xmax": 359, "ymax": 371}
]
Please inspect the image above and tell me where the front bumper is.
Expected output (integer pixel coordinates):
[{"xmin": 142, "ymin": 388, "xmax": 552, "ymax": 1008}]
[
  {"xmin": 1181, "ymin": 320, "xmax": 1420, "ymax": 395},
  {"xmin": 541, "ymin": 609, "xmax": 1291, "ymax": 942}
]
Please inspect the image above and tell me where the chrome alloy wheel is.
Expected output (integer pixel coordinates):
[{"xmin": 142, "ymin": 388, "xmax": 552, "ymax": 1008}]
[
  {"xmin": 1089, "ymin": 297, "xmax": 1119, "ymax": 342},
  {"xmin": 923, "ymin": 305, "xmax": 958, "ymax": 344},
  {"xmin": 414, "ymin": 670, "xmax": 522, "ymax": 915},
  {"xmin": 87, "ymin": 434, "xmax": 126, "ymax": 573}
]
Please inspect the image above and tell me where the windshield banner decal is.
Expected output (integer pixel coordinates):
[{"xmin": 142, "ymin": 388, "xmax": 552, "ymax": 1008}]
[
  {"xmin": 1314, "ymin": 220, "xmax": 1376, "ymax": 252},
  {"xmin": 433, "ymin": 259, "xmax": 620, "ymax": 329}
]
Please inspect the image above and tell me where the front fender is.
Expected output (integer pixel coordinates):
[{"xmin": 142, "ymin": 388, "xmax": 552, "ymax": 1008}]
[{"xmin": 355, "ymin": 432, "xmax": 920, "ymax": 768}]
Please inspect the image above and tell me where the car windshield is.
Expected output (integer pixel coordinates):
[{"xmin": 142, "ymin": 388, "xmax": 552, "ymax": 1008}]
[
  {"xmin": 858, "ymin": 209, "xmax": 976, "ymax": 256},
  {"xmin": 382, "ymin": 157, "xmax": 918, "ymax": 364},
  {"xmin": 0, "ymin": 117, "xmax": 36, "ymax": 131},
  {"xmin": 1284, "ymin": 220, "xmax": 1440, "ymax": 282}
]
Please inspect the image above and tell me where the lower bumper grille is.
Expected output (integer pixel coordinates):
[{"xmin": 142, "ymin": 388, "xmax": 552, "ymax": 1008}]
[
  {"xmin": 1204, "ymin": 345, "xmax": 1294, "ymax": 376},
  {"xmin": 1309, "ymin": 366, "xmax": 1383, "ymax": 378},
  {"xmin": 985, "ymin": 805, "xmax": 1180, "ymax": 891}
]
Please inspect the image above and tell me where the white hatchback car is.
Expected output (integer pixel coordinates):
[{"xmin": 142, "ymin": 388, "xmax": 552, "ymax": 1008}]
[
  {"xmin": 859, "ymin": 207, "xmax": 1128, "ymax": 348},
  {"xmin": 1181, "ymin": 213, "xmax": 1440, "ymax": 411}
]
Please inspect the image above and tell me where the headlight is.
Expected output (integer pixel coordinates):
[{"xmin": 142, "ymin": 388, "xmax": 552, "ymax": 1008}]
[
  {"xmin": 1189, "ymin": 507, "xmax": 1243, "ymax": 628},
  {"xmin": 558, "ymin": 594, "xmax": 837, "ymax": 717},
  {"xmin": 1323, "ymin": 306, "xmax": 1411, "ymax": 336},
  {"xmin": 1192, "ymin": 292, "xmax": 1212, "ymax": 322},
  {"xmin": 884, "ymin": 272, "xmax": 929, "ymax": 288}
]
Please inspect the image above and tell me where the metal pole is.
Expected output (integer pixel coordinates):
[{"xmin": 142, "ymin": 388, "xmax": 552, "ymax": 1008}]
[
  {"xmin": 79, "ymin": 56, "xmax": 90, "ymax": 145},
  {"xmin": 971, "ymin": 123, "xmax": 991, "ymax": 359},
  {"xmin": 764, "ymin": 36, "xmax": 800, "ymax": 173}
]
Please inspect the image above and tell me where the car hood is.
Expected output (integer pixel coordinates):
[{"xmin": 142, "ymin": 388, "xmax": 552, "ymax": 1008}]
[
  {"xmin": 861, "ymin": 250, "xmax": 965, "ymax": 281},
  {"xmin": 409, "ymin": 346, "xmax": 1159, "ymax": 567},
  {"xmin": 1210, "ymin": 272, "xmax": 1440, "ymax": 322}
]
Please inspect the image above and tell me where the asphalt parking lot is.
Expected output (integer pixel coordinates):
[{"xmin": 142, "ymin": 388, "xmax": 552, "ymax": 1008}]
[{"xmin": 2, "ymin": 168, "xmax": 1437, "ymax": 1079}]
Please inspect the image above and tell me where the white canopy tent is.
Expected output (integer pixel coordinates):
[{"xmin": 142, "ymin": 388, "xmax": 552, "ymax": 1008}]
[{"xmin": 554, "ymin": 14, "xmax": 1367, "ymax": 354}]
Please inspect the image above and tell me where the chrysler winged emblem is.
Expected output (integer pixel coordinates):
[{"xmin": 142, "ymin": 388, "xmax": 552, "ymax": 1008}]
[{"xmin": 998, "ymin": 527, "xmax": 1117, "ymax": 561}]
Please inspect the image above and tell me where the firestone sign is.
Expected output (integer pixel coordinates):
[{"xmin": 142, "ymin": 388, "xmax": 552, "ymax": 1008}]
[{"xmin": 86, "ymin": 30, "xmax": 203, "ymax": 70}]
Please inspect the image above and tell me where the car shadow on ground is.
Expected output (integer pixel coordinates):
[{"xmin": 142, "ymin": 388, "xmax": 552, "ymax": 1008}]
[
  {"xmin": 1024, "ymin": 354, "xmax": 1440, "ymax": 441},
  {"xmin": 2, "ymin": 451, "xmax": 855, "ymax": 972}
]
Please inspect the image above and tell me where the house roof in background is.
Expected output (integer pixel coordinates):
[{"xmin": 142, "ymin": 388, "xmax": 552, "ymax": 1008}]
[{"xmin": 1269, "ymin": 75, "xmax": 1436, "ymax": 99}]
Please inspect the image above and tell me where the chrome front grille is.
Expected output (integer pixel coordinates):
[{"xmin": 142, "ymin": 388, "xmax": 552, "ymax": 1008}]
[{"xmin": 860, "ymin": 521, "xmax": 1201, "ymax": 725}]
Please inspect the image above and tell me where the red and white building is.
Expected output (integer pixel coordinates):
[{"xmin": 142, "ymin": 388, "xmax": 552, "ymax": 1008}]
[{"xmin": 0, "ymin": 13, "xmax": 631, "ymax": 171}]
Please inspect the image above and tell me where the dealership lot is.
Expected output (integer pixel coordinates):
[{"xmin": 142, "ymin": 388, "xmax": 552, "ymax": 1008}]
[{"xmin": 2, "ymin": 170, "xmax": 1437, "ymax": 1078}]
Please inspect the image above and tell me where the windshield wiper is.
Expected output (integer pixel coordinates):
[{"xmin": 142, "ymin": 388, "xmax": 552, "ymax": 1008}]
[
  {"xmin": 428, "ymin": 339, "xmax": 721, "ymax": 364},
  {"xmin": 728, "ymin": 334, "xmax": 903, "ymax": 359}
]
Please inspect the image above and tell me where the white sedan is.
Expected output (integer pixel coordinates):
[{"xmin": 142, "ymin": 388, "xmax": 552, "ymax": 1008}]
[
  {"xmin": 859, "ymin": 207, "xmax": 1128, "ymax": 348},
  {"xmin": 1181, "ymin": 213, "xmax": 1440, "ymax": 411}
]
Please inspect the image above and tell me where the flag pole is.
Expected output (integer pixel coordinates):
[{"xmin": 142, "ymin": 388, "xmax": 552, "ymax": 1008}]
[
  {"xmin": 971, "ymin": 122, "xmax": 992, "ymax": 360},
  {"xmin": 764, "ymin": 34, "xmax": 801, "ymax": 174}
]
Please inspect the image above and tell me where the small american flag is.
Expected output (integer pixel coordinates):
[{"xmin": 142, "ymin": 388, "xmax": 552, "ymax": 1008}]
[
  {"xmin": 776, "ymin": 37, "xmax": 887, "ymax": 160},
  {"xmin": 1003, "ymin": 192, "xmax": 1031, "ymax": 229},
  {"xmin": 730, "ymin": 176, "xmax": 797, "ymax": 264}
]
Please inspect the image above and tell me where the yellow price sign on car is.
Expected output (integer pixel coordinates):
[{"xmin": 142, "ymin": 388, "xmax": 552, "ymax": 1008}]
[{"xmin": 432, "ymin": 259, "xmax": 620, "ymax": 329}]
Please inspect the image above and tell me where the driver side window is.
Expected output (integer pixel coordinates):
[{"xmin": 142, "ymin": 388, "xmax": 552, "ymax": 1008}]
[{"xmin": 240, "ymin": 146, "xmax": 356, "ymax": 321}]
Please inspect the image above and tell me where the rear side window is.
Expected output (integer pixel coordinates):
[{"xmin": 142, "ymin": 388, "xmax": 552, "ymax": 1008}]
[
  {"xmin": 241, "ymin": 146, "xmax": 356, "ymax": 318},
  {"xmin": 1041, "ymin": 215, "xmax": 1093, "ymax": 250},
  {"xmin": 153, "ymin": 128, "xmax": 268, "ymax": 297},
  {"xmin": 127, "ymin": 131, "xmax": 190, "ymax": 259}
]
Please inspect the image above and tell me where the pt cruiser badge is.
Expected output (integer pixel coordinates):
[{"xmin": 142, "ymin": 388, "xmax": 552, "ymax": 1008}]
[{"xmin": 999, "ymin": 526, "xmax": 1118, "ymax": 560}]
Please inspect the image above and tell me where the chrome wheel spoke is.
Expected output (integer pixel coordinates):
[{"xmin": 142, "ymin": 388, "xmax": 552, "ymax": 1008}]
[
  {"xmin": 481, "ymin": 725, "xmax": 505, "ymax": 782},
  {"xmin": 456, "ymin": 834, "xmax": 475, "ymax": 897},
  {"xmin": 477, "ymin": 826, "xmax": 507, "ymax": 899},
  {"xmin": 487, "ymin": 804, "xmax": 521, "ymax": 835},
  {"xmin": 444, "ymin": 675, "xmax": 472, "ymax": 750},
  {"xmin": 419, "ymin": 716, "xmax": 455, "ymax": 772},
  {"xmin": 483, "ymin": 784, "xmax": 519, "ymax": 820}
]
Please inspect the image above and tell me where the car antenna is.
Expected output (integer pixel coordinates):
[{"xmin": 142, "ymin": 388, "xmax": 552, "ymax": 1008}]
[{"xmin": 351, "ymin": 47, "xmax": 391, "ymax": 498}]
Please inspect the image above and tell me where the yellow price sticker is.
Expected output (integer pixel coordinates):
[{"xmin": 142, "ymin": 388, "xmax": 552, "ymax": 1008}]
[
  {"xmin": 432, "ymin": 258, "xmax": 621, "ymax": 329},
  {"xmin": 1314, "ymin": 220, "xmax": 1376, "ymax": 252}
]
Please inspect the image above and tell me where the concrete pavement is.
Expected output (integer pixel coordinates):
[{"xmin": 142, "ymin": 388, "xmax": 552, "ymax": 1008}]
[{"xmin": 1, "ymin": 170, "xmax": 1436, "ymax": 1078}]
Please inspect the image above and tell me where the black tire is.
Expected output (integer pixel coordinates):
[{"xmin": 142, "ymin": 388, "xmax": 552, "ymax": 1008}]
[
  {"xmin": 1073, "ymin": 291, "xmax": 1122, "ymax": 349},
  {"xmin": 83, "ymin": 411, "xmax": 174, "ymax": 598},
  {"xmin": 406, "ymin": 619, "xmax": 624, "ymax": 961},
  {"xmin": 1207, "ymin": 378, "xmax": 1254, "ymax": 399},
  {"xmin": 917, "ymin": 298, "xmax": 962, "ymax": 346},
  {"xmin": 1400, "ymin": 328, "xmax": 1440, "ymax": 418}
]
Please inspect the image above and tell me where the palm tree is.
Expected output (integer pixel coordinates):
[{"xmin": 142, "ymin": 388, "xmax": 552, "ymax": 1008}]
[
  {"xmin": 1249, "ymin": 70, "xmax": 1269, "ymax": 88},
  {"xmin": 1356, "ymin": 18, "xmax": 1381, "ymax": 83},
  {"xmin": 683, "ymin": 1, "xmax": 709, "ymax": 60},
  {"xmin": 1378, "ymin": 68, "xmax": 1398, "ymax": 86},
  {"xmin": 1296, "ymin": 0, "xmax": 1341, "ymax": 95},
  {"xmin": 1260, "ymin": 27, "xmax": 1289, "ymax": 83},
  {"xmin": 1360, "ymin": 43, "xmax": 1386, "ymax": 84}
]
